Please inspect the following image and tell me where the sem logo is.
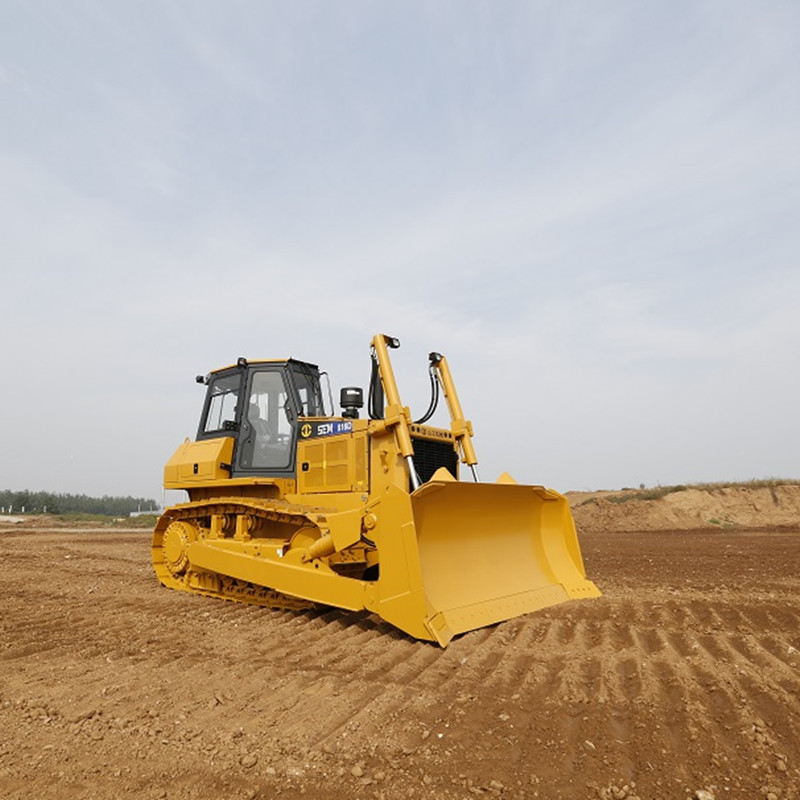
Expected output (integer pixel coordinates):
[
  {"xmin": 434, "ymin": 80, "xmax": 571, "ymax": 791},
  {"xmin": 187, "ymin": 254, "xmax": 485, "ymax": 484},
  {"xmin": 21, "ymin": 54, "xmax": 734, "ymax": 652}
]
[
  {"xmin": 301, "ymin": 421, "xmax": 354, "ymax": 439},
  {"xmin": 316, "ymin": 421, "xmax": 353, "ymax": 436}
]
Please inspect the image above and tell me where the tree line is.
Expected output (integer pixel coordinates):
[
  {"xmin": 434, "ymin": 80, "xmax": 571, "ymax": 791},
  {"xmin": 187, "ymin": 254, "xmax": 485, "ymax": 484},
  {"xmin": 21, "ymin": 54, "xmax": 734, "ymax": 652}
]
[{"xmin": 0, "ymin": 489, "xmax": 159, "ymax": 516}]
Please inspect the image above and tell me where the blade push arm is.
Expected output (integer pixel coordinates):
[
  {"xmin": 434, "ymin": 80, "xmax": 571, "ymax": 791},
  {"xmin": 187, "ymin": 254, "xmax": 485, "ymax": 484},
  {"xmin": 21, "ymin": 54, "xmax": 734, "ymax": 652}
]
[{"xmin": 370, "ymin": 334, "xmax": 421, "ymax": 490}]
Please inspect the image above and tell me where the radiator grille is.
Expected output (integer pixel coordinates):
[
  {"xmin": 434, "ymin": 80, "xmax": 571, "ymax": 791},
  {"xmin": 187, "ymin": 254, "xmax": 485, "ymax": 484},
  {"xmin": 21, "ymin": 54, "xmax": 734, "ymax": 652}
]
[{"xmin": 411, "ymin": 437, "xmax": 458, "ymax": 484}]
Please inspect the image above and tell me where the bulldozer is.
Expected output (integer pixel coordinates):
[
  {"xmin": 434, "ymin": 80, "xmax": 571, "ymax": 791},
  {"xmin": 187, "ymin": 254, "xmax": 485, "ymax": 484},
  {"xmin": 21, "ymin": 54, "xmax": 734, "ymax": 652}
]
[{"xmin": 152, "ymin": 334, "xmax": 599, "ymax": 646}]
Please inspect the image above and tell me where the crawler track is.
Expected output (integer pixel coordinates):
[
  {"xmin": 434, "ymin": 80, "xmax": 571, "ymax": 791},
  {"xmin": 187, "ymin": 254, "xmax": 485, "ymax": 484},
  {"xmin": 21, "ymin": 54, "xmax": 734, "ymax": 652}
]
[{"xmin": 152, "ymin": 499, "xmax": 328, "ymax": 609}]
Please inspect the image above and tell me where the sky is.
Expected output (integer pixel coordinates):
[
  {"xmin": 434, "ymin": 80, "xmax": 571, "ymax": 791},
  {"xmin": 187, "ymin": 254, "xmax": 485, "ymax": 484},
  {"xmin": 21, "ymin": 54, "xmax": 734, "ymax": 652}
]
[{"xmin": 1, "ymin": 1, "xmax": 798, "ymax": 502}]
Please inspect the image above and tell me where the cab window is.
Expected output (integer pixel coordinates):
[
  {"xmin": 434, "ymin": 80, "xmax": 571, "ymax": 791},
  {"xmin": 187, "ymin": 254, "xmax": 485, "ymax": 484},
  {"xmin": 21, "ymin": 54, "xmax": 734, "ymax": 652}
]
[
  {"xmin": 290, "ymin": 364, "xmax": 325, "ymax": 417},
  {"xmin": 202, "ymin": 373, "xmax": 240, "ymax": 434}
]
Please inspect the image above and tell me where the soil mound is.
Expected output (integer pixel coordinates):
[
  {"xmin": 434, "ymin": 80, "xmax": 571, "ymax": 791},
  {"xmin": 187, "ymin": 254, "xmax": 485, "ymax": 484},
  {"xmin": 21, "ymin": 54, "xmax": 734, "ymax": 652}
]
[{"xmin": 569, "ymin": 483, "xmax": 800, "ymax": 533}]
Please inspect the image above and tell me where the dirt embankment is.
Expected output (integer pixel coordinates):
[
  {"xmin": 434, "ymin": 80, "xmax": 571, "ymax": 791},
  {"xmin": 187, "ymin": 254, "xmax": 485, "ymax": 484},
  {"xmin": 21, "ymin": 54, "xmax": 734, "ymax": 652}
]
[{"xmin": 568, "ymin": 484, "xmax": 800, "ymax": 534}]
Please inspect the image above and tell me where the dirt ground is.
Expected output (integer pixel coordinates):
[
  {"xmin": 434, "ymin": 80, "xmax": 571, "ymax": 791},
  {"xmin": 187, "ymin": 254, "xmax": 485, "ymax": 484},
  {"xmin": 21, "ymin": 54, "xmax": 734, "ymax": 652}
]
[{"xmin": 2, "ymin": 522, "xmax": 799, "ymax": 800}]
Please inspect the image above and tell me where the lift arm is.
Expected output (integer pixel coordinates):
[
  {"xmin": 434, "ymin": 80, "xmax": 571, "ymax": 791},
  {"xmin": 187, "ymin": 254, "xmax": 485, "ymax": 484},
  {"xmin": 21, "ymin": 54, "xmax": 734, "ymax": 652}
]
[
  {"xmin": 370, "ymin": 334, "xmax": 421, "ymax": 490},
  {"xmin": 429, "ymin": 352, "xmax": 480, "ymax": 482}
]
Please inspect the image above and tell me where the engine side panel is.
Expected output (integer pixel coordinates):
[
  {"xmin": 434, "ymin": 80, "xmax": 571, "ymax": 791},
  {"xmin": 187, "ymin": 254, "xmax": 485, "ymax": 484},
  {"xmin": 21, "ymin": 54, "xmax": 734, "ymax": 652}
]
[
  {"xmin": 297, "ymin": 431, "xmax": 369, "ymax": 494},
  {"xmin": 164, "ymin": 437, "xmax": 234, "ymax": 488}
]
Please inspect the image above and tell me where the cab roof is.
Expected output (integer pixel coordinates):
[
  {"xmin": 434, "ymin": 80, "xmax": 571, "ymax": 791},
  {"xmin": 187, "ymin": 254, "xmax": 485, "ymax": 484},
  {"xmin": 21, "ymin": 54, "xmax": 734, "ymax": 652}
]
[{"xmin": 208, "ymin": 357, "xmax": 319, "ymax": 375}]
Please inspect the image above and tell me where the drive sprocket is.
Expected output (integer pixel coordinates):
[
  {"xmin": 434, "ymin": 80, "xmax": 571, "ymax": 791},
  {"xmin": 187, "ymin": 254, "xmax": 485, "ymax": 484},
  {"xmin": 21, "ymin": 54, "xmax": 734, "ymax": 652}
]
[{"xmin": 161, "ymin": 520, "xmax": 197, "ymax": 578}]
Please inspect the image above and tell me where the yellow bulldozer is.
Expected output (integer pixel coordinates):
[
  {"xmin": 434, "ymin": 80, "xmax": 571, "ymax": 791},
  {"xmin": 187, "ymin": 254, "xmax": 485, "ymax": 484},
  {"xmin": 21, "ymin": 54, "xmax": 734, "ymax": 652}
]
[{"xmin": 152, "ymin": 334, "xmax": 599, "ymax": 645}]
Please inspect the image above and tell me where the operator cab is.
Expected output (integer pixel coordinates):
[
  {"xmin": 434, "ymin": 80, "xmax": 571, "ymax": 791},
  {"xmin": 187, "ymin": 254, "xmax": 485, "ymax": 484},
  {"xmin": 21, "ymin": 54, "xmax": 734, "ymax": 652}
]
[{"xmin": 197, "ymin": 359, "xmax": 326, "ymax": 477}]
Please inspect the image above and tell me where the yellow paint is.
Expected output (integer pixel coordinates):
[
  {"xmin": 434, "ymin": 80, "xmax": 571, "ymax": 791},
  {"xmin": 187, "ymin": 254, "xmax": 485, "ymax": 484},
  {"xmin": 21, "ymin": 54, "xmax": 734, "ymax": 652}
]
[
  {"xmin": 163, "ymin": 437, "xmax": 234, "ymax": 488},
  {"xmin": 152, "ymin": 333, "xmax": 600, "ymax": 646}
]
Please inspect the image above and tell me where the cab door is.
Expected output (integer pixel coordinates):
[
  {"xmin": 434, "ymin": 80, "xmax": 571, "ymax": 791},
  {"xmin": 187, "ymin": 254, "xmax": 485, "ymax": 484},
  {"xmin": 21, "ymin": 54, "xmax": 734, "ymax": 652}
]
[{"xmin": 236, "ymin": 367, "xmax": 298, "ymax": 476}]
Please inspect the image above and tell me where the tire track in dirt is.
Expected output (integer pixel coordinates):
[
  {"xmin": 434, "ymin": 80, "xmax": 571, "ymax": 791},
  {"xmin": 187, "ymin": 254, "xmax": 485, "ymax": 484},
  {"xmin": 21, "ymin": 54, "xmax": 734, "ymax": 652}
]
[
  {"xmin": 2, "ymin": 526, "xmax": 800, "ymax": 800},
  {"xmin": 425, "ymin": 591, "xmax": 800, "ymax": 798}
]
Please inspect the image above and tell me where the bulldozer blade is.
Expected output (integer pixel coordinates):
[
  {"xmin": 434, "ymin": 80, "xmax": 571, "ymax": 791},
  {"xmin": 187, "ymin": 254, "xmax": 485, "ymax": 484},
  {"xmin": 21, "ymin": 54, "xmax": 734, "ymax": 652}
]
[{"xmin": 409, "ymin": 479, "xmax": 600, "ymax": 646}]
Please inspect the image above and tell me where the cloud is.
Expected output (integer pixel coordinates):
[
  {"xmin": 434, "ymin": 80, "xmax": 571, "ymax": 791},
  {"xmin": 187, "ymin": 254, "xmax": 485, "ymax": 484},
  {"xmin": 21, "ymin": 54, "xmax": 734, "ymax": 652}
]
[{"xmin": 1, "ymin": 2, "xmax": 798, "ymax": 497}]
